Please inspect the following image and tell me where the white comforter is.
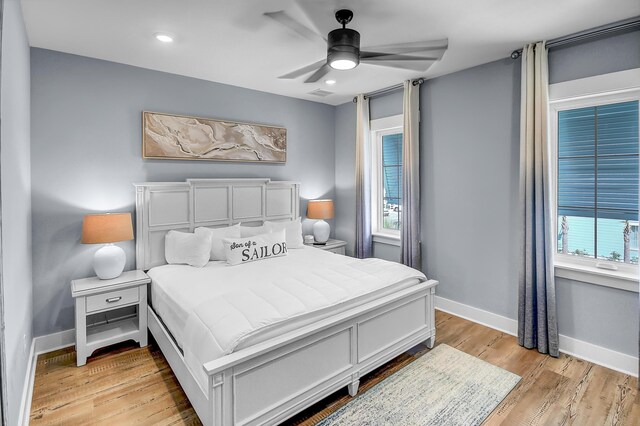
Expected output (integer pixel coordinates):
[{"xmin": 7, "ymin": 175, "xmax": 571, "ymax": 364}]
[{"xmin": 148, "ymin": 247, "xmax": 427, "ymax": 392}]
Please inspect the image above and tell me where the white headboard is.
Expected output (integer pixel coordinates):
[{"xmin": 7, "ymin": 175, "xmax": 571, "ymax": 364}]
[{"xmin": 134, "ymin": 178, "xmax": 300, "ymax": 270}]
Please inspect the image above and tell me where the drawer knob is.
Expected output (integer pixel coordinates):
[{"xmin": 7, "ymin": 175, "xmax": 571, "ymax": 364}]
[{"xmin": 106, "ymin": 296, "xmax": 122, "ymax": 303}]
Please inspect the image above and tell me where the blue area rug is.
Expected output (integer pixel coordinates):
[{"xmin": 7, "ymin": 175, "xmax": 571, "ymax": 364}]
[{"xmin": 317, "ymin": 344, "xmax": 521, "ymax": 426}]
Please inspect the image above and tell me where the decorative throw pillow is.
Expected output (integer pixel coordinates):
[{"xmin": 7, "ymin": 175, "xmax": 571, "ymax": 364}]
[
  {"xmin": 240, "ymin": 224, "xmax": 270, "ymax": 238},
  {"xmin": 223, "ymin": 230, "xmax": 288, "ymax": 266},
  {"xmin": 165, "ymin": 230, "xmax": 211, "ymax": 268},
  {"xmin": 264, "ymin": 218, "xmax": 304, "ymax": 248},
  {"xmin": 195, "ymin": 224, "xmax": 241, "ymax": 261}
]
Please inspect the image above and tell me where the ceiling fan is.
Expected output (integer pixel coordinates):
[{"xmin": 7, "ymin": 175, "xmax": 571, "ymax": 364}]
[{"xmin": 265, "ymin": 8, "xmax": 448, "ymax": 83}]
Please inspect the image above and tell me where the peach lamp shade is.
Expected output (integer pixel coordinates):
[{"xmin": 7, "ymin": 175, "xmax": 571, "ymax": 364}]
[
  {"xmin": 82, "ymin": 213, "xmax": 134, "ymax": 244},
  {"xmin": 306, "ymin": 200, "xmax": 334, "ymax": 220},
  {"xmin": 307, "ymin": 200, "xmax": 334, "ymax": 244},
  {"xmin": 81, "ymin": 213, "xmax": 133, "ymax": 280}
]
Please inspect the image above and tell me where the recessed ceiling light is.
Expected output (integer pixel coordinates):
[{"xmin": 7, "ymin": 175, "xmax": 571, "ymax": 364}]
[
  {"xmin": 325, "ymin": 79, "xmax": 336, "ymax": 85},
  {"xmin": 154, "ymin": 33, "xmax": 174, "ymax": 43}
]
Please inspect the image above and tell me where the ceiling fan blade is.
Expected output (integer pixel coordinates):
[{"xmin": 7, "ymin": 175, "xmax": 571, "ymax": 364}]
[
  {"xmin": 278, "ymin": 60, "xmax": 327, "ymax": 79},
  {"xmin": 264, "ymin": 11, "xmax": 326, "ymax": 44},
  {"xmin": 304, "ymin": 64, "xmax": 331, "ymax": 83},
  {"xmin": 295, "ymin": 0, "xmax": 342, "ymax": 37},
  {"xmin": 360, "ymin": 59, "xmax": 436, "ymax": 72},
  {"xmin": 363, "ymin": 39, "xmax": 448, "ymax": 56},
  {"xmin": 361, "ymin": 52, "xmax": 442, "ymax": 61}
]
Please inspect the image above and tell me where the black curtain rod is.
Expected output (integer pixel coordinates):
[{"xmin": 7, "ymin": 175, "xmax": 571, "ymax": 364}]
[
  {"xmin": 511, "ymin": 16, "xmax": 640, "ymax": 59},
  {"xmin": 352, "ymin": 78, "xmax": 424, "ymax": 103}
]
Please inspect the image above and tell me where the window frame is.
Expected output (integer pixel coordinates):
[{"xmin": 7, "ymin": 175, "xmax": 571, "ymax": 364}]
[
  {"xmin": 370, "ymin": 114, "xmax": 403, "ymax": 244},
  {"xmin": 549, "ymin": 69, "xmax": 640, "ymax": 292},
  {"xmin": 630, "ymin": 221, "xmax": 639, "ymax": 252}
]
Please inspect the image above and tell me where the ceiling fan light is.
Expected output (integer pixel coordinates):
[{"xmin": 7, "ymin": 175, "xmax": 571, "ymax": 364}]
[
  {"xmin": 329, "ymin": 59, "xmax": 356, "ymax": 70},
  {"xmin": 327, "ymin": 28, "xmax": 360, "ymax": 70}
]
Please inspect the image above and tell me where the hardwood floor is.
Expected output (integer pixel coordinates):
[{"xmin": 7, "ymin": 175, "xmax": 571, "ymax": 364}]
[{"xmin": 30, "ymin": 310, "xmax": 639, "ymax": 425}]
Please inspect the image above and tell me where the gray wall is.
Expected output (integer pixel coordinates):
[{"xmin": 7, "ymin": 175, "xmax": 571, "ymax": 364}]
[
  {"xmin": 334, "ymin": 101, "xmax": 357, "ymax": 256},
  {"xmin": 421, "ymin": 58, "xmax": 522, "ymax": 320},
  {"xmin": 549, "ymin": 29, "xmax": 640, "ymax": 84},
  {"xmin": 334, "ymin": 29, "xmax": 640, "ymax": 356},
  {"xmin": 1, "ymin": 0, "xmax": 33, "ymax": 424},
  {"xmin": 370, "ymin": 91, "xmax": 403, "ymax": 121},
  {"xmin": 30, "ymin": 48, "xmax": 335, "ymax": 337}
]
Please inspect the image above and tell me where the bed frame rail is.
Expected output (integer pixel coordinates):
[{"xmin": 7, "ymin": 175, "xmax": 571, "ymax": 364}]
[{"xmin": 194, "ymin": 280, "xmax": 438, "ymax": 426}]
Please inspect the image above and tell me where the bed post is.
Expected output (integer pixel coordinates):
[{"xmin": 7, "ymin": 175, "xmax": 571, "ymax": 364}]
[
  {"xmin": 426, "ymin": 283, "xmax": 437, "ymax": 349},
  {"xmin": 211, "ymin": 370, "xmax": 233, "ymax": 426},
  {"xmin": 134, "ymin": 184, "xmax": 146, "ymax": 270},
  {"xmin": 347, "ymin": 374, "xmax": 360, "ymax": 396}
]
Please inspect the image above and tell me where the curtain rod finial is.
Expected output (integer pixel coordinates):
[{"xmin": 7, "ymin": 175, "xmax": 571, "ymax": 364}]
[{"xmin": 511, "ymin": 50, "xmax": 522, "ymax": 59}]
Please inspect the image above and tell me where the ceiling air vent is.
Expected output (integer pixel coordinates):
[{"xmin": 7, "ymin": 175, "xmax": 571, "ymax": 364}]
[{"xmin": 308, "ymin": 89, "xmax": 333, "ymax": 97}]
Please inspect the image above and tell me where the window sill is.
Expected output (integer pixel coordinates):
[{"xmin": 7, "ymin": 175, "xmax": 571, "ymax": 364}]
[
  {"xmin": 554, "ymin": 260, "xmax": 639, "ymax": 293},
  {"xmin": 372, "ymin": 233, "xmax": 401, "ymax": 247}
]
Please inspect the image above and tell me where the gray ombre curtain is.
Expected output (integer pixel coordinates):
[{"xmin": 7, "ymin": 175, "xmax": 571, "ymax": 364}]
[
  {"xmin": 401, "ymin": 80, "xmax": 421, "ymax": 268},
  {"xmin": 355, "ymin": 94, "xmax": 372, "ymax": 258},
  {"xmin": 518, "ymin": 41, "xmax": 559, "ymax": 357}
]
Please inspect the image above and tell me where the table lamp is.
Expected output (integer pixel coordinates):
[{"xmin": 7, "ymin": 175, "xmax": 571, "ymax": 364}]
[
  {"xmin": 82, "ymin": 213, "xmax": 134, "ymax": 280},
  {"xmin": 307, "ymin": 199, "xmax": 334, "ymax": 245}
]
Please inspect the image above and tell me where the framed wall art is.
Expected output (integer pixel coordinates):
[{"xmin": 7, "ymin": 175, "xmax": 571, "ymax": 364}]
[{"xmin": 142, "ymin": 111, "xmax": 286, "ymax": 163}]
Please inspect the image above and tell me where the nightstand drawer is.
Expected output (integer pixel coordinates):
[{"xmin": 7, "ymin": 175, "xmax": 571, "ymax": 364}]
[{"xmin": 86, "ymin": 287, "xmax": 139, "ymax": 313}]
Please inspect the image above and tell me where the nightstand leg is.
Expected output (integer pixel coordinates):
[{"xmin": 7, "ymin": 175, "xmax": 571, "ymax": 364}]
[
  {"xmin": 75, "ymin": 297, "xmax": 88, "ymax": 366},
  {"xmin": 77, "ymin": 352, "xmax": 88, "ymax": 367},
  {"xmin": 139, "ymin": 286, "xmax": 148, "ymax": 347}
]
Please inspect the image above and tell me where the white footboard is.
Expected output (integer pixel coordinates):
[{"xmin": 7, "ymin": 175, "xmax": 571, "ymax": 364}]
[{"xmin": 201, "ymin": 280, "xmax": 438, "ymax": 426}]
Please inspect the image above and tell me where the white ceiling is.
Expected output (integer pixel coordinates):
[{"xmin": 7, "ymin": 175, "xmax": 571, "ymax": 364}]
[{"xmin": 21, "ymin": 0, "xmax": 640, "ymax": 106}]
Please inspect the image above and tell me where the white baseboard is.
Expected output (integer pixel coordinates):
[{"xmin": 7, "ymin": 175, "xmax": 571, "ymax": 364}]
[
  {"xmin": 19, "ymin": 329, "xmax": 75, "ymax": 425},
  {"xmin": 558, "ymin": 334, "xmax": 638, "ymax": 377},
  {"xmin": 434, "ymin": 296, "xmax": 638, "ymax": 377},
  {"xmin": 435, "ymin": 296, "xmax": 518, "ymax": 336},
  {"xmin": 17, "ymin": 339, "xmax": 36, "ymax": 426},
  {"xmin": 33, "ymin": 328, "xmax": 75, "ymax": 355}
]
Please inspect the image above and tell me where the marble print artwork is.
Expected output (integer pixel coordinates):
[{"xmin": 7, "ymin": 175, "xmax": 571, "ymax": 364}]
[{"xmin": 143, "ymin": 112, "xmax": 286, "ymax": 162}]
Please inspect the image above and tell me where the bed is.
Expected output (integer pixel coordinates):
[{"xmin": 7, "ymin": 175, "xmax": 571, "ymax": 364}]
[{"xmin": 134, "ymin": 178, "xmax": 438, "ymax": 426}]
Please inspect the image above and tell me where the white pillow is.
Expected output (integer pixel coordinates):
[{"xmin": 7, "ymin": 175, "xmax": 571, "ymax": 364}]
[
  {"xmin": 240, "ymin": 224, "xmax": 270, "ymax": 238},
  {"xmin": 195, "ymin": 224, "xmax": 241, "ymax": 261},
  {"xmin": 165, "ymin": 230, "xmax": 211, "ymax": 268},
  {"xmin": 223, "ymin": 230, "xmax": 288, "ymax": 266},
  {"xmin": 264, "ymin": 218, "xmax": 304, "ymax": 248}
]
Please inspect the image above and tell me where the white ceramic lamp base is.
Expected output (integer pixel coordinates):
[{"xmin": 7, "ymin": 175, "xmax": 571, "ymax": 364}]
[
  {"xmin": 93, "ymin": 243, "xmax": 126, "ymax": 280},
  {"xmin": 313, "ymin": 219, "xmax": 330, "ymax": 244}
]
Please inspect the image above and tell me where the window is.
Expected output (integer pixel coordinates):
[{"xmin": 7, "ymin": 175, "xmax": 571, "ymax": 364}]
[
  {"xmin": 381, "ymin": 133, "xmax": 403, "ymax": 231},
  {"xmin": 550, "ymin": 68, "xmax": 640, "ymax": 290},
  {"xmin": 371, "ymin": 115, "xmax": 403, "ymax": 240},
  {"xmin": 556, "ymin": 101, "xmax": 639, "ymax": 264}
]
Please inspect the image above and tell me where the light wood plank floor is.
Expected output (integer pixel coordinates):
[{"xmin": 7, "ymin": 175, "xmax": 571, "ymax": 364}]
[{"xmin": 30, "ymin": 311, "xmax": 639, "ymax": 425}]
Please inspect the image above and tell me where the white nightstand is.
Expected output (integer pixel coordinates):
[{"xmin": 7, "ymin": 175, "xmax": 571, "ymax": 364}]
[
  {"xmin": 71, "ymin": 270, "xmax": 150, "ymax": 366},
  {"xmin": 306, "ymin": 239, "xmax": 347, "ymax": 255}
]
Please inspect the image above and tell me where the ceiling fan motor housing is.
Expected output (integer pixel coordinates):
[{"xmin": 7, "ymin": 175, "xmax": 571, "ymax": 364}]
[{"xmin": 327, "ymin": 28, "xmax": 360, "ymax": 69}]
